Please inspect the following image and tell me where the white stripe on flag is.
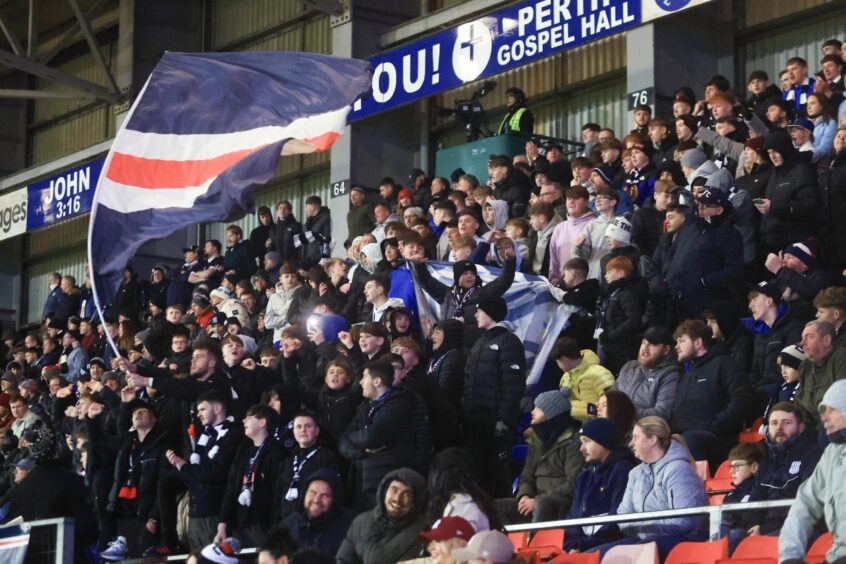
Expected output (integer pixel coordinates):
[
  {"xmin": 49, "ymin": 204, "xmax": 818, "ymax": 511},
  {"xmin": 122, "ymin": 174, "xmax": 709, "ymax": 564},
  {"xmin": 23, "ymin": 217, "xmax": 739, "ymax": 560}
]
[
  {"xmin": 113, "ymin": 106, "xmax": 349, "ymax": 161},
  {"xmin": 97, "ymin": 176, "xmax": 216, "ymax": 213}
]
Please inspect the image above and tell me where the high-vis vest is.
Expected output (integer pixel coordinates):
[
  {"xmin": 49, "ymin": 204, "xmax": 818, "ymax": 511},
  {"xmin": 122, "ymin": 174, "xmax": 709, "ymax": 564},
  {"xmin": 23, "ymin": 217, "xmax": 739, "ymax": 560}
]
[{"xmin": 499, "ymin": 107, "xmax": 527, "ymax": 135}]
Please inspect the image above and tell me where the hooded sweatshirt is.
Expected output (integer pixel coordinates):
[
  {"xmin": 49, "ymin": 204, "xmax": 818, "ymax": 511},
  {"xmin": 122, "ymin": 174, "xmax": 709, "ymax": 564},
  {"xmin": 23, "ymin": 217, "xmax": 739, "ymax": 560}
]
[
  {"xmin": 282, "ymin": 468, "xmax": 355, "ymax": 556},
  {"xmin": 617, "ymin": 440, "xmax": 707, "ymax": 540},
  {"xmin": 549, "ymin": 210, "xmax": 598, "ymax": 285},
  {"xmin": 573, "ymin": 213, "xmax": 614, "ymax": 280},
  {"xmin": 336, "ymin": 467, "xmax": 428, "ymax": 564}
]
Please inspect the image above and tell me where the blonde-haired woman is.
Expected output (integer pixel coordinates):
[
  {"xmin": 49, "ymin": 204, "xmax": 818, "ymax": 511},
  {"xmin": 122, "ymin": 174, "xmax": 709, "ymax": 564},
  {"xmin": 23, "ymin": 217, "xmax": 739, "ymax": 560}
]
[{"xmin": 589, "ymin": 416, "xmax": 706, "ymax": 560}]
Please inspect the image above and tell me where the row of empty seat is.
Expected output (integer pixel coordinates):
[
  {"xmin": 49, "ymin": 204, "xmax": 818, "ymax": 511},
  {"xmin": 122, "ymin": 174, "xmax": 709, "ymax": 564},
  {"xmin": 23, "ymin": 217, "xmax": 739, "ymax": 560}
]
[{"xmin": 507, "ymin": 528, "xmax": 833, "ymax": 563}]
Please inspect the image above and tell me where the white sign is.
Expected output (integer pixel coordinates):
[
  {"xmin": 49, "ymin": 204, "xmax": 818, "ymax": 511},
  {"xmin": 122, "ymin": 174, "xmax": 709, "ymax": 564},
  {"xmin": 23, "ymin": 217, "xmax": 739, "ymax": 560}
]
[{"xmin": 0, "ymin": 188, "xmax": 27, "ymax": 242}]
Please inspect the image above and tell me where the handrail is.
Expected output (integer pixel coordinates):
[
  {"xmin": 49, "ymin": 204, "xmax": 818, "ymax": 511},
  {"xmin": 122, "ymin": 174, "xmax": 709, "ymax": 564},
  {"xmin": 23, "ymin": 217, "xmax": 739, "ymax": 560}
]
[
  {"xmin": 0, "ymin": 517, "xmax": 74, "ymax": 564},
  {"xmin": 504, "ymin": 498, "xmax": 796, "ymax": 540}
]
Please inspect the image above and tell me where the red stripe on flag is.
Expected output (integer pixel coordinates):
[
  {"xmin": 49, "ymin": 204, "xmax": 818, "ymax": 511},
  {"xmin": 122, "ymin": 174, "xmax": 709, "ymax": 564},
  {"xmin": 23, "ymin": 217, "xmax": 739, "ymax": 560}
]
[
  {"xmin": 105, "ymin": 146, "xmax": 265, "ymax": 189},
  {"xmin": 303, "ymin": 131, "xmax": 341, "ymax": 152}
]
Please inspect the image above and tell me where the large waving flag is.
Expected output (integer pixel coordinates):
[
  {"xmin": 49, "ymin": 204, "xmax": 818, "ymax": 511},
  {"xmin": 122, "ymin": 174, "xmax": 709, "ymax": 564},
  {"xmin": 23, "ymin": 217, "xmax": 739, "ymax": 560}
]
[
  {"xmin": 88, "ymin": 51, "xmax": 371, "ymax": 310},
  {"xmin": 414, "ymin": 261, "xmax": 579, "ymax": 392}
]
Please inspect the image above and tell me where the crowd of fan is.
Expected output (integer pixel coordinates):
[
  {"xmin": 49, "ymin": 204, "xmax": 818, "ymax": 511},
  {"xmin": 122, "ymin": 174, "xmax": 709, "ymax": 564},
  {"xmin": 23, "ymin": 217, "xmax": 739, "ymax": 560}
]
[{"xmin": 0, "ymin": 40, "xmax": 846, "ymax": 564}]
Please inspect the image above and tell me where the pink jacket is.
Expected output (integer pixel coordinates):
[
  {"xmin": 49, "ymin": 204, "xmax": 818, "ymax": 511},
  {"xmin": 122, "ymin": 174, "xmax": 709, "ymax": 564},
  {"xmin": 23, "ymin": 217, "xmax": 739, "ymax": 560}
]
[{"xmin": 548, "ymin": 211, "xmax": 598, "ymax": 285}]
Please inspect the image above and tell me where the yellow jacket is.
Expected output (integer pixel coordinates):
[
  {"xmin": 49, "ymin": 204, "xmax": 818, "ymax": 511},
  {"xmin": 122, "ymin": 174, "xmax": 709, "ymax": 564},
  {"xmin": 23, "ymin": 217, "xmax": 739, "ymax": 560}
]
[{"xmin": 558, "ymin": 350, "xmax": 615, "ymax": 420}]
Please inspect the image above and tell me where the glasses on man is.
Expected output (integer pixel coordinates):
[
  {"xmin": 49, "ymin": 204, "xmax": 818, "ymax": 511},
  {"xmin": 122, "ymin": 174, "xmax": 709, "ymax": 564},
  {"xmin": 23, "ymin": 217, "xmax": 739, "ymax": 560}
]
[{"xmin": 729, "ymin": 462, "xmax": 750, "ymax": 472}]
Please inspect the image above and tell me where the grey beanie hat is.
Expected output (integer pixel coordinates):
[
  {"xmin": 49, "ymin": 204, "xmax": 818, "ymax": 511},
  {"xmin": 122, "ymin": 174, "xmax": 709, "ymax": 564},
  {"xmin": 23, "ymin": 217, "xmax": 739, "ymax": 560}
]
[
  {"xmin": 534, "ymin": 388, "xmax": 571, "ymax": 419},
  {"xmin": 819, "ymin": 380, "xmax": 846, "ymax": 416},
  {"xmin": 681, "ymin": 148, "xmax": 708, "ymax": 170}
]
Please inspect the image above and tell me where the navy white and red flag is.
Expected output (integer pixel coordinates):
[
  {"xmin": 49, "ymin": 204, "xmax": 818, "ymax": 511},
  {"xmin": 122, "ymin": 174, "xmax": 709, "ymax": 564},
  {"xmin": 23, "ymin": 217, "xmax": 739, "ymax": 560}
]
[{"xmin": 88, "ymin": 51, "xmax": 371, "ymax": 308}]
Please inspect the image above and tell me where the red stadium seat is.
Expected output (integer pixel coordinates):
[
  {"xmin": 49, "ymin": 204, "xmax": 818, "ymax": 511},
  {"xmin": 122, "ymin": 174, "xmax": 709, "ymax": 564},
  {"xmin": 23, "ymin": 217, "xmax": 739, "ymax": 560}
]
[
  {"xmin": 738, "ymin": 418, "xmax": 765, "ymax": 443},
  {"xmin": 602, "ymin": 541, "xmax": 659, "ymax": 564},
  {"xmin": 714, "ymin": 460, "xmax": 732, "ymax": 479},
  {"xmin": 732, "ymin": 535, "xmax": 778, "ymax": 559},
  {"xmin": 530, "ymin": 528, "xmax": 564, "ymax": 548},
  {"xmin": 508, "ymin": 531, "xmax": 529, "ymax": 549},
  {"xmin": 548, "ymin": 552, "xmax": 600, "ymax": 564},
  {"xmin": 665, "ymin": 537, "xmax": 729, "ymax": 564},
  {"xmin": 806, "ymin": 532, "xmax": 833, "ymax": 564}
]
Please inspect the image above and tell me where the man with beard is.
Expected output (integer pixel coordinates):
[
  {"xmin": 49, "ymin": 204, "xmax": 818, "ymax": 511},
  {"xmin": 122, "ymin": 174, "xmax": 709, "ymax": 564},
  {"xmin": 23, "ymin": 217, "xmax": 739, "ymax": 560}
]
[
  {"xmin": 736, "ymin": 402, "xmax": 822, "ymax": 544},
  {"xmin": 613, "ymin": 326, "xmax": 682, "ymax": 421},
  {"xmin": 794, "ymin": 320, "xmax": 846, "ymax": 428},
  {"xmin": 336, "ymin": 468, "xmax": 428, "ymax": 564},
  {"xmin": 281, "ymin": 468, "xmax": 354, "ymax": 557},
  {"xmin": 670, "ymin": 319, "xmax": 755, "ymax": 468}
]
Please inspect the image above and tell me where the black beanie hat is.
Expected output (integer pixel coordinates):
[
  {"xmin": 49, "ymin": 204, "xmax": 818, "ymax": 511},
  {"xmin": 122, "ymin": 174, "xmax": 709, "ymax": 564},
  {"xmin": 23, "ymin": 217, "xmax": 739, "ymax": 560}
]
[
  {"xmin": 453, "ymin": 261, "xmax": 477, "ymax": 282},
  {"xmin": 476, "ymin": 296, "xmax": 507, "ymax": 323},
  {"xmin": 435, "ymin": 319, "xmax": 464, "ymax": 350}
]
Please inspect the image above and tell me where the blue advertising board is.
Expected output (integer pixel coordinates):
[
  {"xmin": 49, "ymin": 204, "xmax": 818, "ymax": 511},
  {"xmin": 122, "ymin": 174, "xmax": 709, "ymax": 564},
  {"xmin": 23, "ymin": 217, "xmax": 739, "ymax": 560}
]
[
  {"xmin": 349, "ymin": 0, "xmax": 641, "ymax": 121},
  {"xmin": 27, "ymin": 157, "xmax": 105, "ymax": 231}
]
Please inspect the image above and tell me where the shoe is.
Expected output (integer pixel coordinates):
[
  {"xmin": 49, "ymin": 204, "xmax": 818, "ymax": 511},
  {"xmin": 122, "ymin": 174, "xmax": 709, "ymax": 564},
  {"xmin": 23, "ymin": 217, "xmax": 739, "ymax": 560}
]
[
  {"xmin": 142, "ymin": 545, "xmax": 172, "ymax": 557},
  {"xmin": 99, "ymin": 536, "xmax": 127, "ymax": 561}
]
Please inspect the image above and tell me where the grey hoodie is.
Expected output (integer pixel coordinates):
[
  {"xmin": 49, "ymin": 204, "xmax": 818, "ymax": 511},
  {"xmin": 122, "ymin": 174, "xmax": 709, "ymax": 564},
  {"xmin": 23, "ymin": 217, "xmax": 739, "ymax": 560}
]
[
  {"xmin": 685, "ymin": 160, "xmax": 718, "ymax": 187},
  {"xmin": 617, "ymin": 440, "xmax": 707, "ymax": 540}
]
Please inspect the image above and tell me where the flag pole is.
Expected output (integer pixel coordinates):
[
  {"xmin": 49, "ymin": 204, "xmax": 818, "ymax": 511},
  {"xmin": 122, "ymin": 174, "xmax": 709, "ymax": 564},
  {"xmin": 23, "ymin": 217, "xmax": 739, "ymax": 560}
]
[{"xmin": 86, "ymin": 234, "xmax": 122, "ymax": 362}]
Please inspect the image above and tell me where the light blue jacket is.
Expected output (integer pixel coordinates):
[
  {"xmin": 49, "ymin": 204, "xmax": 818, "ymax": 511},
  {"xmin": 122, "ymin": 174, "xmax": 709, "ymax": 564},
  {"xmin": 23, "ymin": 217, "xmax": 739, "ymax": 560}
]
[
  {"xmin": 780, "ymin": 441, "xmax": 846, "ymax": 562},
  {"xmin": 813, "ymin": 117, "xmax": 837, "ymax": 163},
  {"xmin": 65, "ymin": 345, "xmax": 89, "ymax": 383},
  {"xmin": 617, "ymin": 440, "xmax": 707, "ymax": 539}
]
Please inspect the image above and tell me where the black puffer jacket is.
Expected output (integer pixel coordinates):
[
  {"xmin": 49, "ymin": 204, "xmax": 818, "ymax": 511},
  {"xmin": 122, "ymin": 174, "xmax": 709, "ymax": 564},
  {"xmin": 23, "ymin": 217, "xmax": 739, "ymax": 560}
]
[
  {"xmin": 271, "ymin": 214, "xmax": 304, "ymax": 263},
  {"xmin": 336, "ymin": 467, "xmax": 428, "ymax": 564},
  {"xmin": 596, "ymin": 276, "xmax": 647, "ymax": 373},
  {"xmin": 300, "ymin": 207, "xmax": 332, "ymax": 262},
  {"xmin": 818, "ymin": 150, "xmax": 846, "ymax": 270},
  {"xmin": 339, "ymin": 388, "xmax": 417, "ymax": 497},
  {"xmin": 670, "ymin": 345, "xmax": 755, "ymax": 438},
  {"xmin": 462, "ymin": 324, "xmax": 526, "ymax": 428},
  {"xmin": 630, "ymin": 199, "xmax": 665, "ymax": 257},
  {"xmin": 494, "ymin": 168, "xmax": 533, "ymax": 218},
  {"xmin": 760, "ymin": 131, "xmax": 818, "ymax": 250}
]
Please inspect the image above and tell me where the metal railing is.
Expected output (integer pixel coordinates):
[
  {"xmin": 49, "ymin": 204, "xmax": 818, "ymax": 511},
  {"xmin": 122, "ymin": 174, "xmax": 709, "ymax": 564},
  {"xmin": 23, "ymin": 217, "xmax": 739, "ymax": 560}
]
[
  {"xmin": 0, "ymin": 517, "xmax": 74, "ymax": 564},
  {"xmin": 10, "ymin": 500, "xmax": 799, "ymax": 562},
  {"xmin": 504, "ymin": 499, "xmax": 797, "ymax": 541}
]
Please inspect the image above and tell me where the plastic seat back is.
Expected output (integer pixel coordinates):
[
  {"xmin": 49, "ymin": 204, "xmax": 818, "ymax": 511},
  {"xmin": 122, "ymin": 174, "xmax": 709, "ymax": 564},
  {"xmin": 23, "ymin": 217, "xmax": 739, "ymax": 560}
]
[
  {"xmin": 713, "ymin": 460, "xmax": 732, "ymax": 479},
  {"xmin": 738, "ymin": 418, "xmax": 765, "ymax": 444},
  {"xmin": 508, "ymin": 531, "xmax": 528, "ymax": 549},
  {"xmin": 707, "ymin": 493, "xmax": 727, "ymax": 505},
  {"xmin": 601, "ymin": 541, "xmax": 659, "ymax": 564},
  {"xmin": 549, "ymin": 552, "xmax": 600, "ymax": 564},
  {"xmin": 733, "ymin": 535, "xmax": 778, "ymax": 560},
  {"xmin": 665, "ymin": 537, "xmax": 728, "ymax": 564},
  {"xmin": 715, "ymin": 559, "xmax": 776, "ymax": 564},
  {"xmin": 806, "ymin": 532, "xmax": 833, "ymax": 564},
  {"xmin": 529, "ymin": 528, "xmax": 564, "ymax": 548}
]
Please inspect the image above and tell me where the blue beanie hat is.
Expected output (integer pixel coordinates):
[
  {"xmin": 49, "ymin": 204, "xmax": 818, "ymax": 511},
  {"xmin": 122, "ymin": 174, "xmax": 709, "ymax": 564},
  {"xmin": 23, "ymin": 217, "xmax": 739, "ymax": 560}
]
[
  {"xmin": 320, "ymin": 314, "xmax": 349, "ymax": 343},
  {"xmin": 580, "ymin": 418, "xmax": 618, "ymax": 450}
]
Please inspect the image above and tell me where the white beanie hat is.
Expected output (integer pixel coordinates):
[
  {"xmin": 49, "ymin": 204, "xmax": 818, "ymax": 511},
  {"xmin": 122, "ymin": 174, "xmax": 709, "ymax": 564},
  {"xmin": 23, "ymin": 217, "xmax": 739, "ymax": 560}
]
[{"xmin": 605, "ymin": 216, "xmax": 632, "ymax": 244}]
